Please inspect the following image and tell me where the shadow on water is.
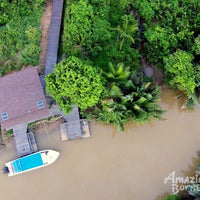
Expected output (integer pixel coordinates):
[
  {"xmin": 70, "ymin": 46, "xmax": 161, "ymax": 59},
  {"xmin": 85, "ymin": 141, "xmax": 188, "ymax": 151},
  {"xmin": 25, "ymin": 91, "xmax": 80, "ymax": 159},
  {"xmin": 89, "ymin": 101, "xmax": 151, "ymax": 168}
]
[
  {"xmin": 181, "ymin": 154, "xmax": 200, "ymax": 177},
  {"xmin": 155, "ymin": 153, "xmax": 200, "ymax": 200},
  {"xmin": 160, "ymin": 86, "xmax": 189, "ymax": 114},
  {"xmin": 112, "ymin": 126, "xmax": 117, "ymax": 138}
]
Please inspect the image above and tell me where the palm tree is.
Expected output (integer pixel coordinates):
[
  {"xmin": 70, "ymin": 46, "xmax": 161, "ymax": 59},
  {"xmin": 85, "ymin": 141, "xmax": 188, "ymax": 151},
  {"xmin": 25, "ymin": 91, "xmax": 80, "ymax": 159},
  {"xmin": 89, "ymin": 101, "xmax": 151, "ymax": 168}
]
[
  {"xmin": 97, "ymin": 79, "xmax": 164, "ymax": 131},
  {"xmin": 112, "ymin": 14, "xmax": 138, "ymax": 51},
  {"xmin": 122, "ymin": 81, "xmax": 164, "ymax": 123}
]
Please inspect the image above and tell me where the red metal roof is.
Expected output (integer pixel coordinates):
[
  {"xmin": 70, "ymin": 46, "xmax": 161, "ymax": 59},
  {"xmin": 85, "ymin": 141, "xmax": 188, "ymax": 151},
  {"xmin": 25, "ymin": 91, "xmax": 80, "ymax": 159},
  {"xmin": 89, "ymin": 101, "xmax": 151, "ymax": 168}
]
[{"xmin": 0, "ymin": 67, "xmax": 50, "ymax": 130}]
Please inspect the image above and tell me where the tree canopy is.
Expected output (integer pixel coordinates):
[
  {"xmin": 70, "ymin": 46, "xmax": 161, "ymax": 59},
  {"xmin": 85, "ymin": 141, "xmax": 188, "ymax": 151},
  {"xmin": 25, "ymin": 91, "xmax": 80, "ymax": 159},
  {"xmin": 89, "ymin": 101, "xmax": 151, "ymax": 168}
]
[
  {"xmin": 46, "ymin": 56, "xmax": 106, "ymax": 113},
  {"xmin": 164, "ymin": 50, "xmax": 196, "ymax": 96},
  {"xmin": 63, "ymin": 0, "xmax": 111, "ymax": 58},
  {"xmin": 134, "ymin": 0, "xmax": 200, "ymax": 109}
]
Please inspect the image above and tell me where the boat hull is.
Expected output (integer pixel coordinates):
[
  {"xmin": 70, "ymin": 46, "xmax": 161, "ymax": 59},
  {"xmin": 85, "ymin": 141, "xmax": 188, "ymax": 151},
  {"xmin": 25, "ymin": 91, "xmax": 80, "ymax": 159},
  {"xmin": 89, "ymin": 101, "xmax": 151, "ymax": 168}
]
[{"xmin": 4, "ymin": 150, "xmax": 60, "ymax": 176}]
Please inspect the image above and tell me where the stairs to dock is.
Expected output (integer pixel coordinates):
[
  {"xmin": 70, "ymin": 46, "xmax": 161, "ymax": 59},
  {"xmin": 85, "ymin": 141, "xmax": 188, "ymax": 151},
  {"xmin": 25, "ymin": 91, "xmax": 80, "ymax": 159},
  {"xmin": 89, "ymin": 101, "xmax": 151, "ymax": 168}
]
[
  {"xmin": 27, "ymin": 132, "xmax": 38, "ymax": 152},
  {"xmin": 13, "ymin": 124, "xmax": 38, "ymax": 157}
]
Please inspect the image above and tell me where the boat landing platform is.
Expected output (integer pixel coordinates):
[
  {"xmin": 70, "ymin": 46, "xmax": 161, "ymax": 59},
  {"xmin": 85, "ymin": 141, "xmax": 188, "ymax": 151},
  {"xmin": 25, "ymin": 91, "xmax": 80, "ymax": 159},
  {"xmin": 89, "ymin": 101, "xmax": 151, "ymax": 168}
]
[{"xmin": 60, "ymin": 119, "xmax": 90, "ymax": 141}]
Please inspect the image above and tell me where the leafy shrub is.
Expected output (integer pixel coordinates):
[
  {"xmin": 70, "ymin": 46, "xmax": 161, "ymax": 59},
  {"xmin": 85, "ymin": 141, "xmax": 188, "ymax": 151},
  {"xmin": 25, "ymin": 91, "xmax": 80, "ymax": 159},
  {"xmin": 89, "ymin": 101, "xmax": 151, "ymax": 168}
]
[{"xmin": 63, "ymin": 0, "xmax": 111, "ymax": 58}]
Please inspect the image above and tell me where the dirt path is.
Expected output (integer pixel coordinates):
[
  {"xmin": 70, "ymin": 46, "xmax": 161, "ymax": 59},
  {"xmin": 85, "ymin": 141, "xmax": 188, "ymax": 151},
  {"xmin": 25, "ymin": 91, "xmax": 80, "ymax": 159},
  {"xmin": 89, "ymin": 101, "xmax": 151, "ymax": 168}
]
[{"xmin": 38, "ymin": 0, "xmax": 53, "ymax": 75}]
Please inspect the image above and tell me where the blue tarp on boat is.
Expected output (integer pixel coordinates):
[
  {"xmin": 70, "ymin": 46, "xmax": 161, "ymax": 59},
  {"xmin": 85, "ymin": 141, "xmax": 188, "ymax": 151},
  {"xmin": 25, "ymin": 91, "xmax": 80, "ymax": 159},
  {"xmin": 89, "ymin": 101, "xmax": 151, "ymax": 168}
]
[{"xmin": 12, "ymin": 152, "xmax": 43, "ymax": 173}]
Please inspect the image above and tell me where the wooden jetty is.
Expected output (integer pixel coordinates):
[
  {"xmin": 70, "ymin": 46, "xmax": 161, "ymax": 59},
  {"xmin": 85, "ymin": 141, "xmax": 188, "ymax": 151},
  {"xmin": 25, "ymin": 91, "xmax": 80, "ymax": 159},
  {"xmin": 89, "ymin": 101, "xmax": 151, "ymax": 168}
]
[
  {"xmin": 44, "ymin": 0, "xmax": 64, "ymax": 76},
  {"xmin": 60, "ymin": 119, "xmax": 90, "ymax": 141},
  {"xmin": 50, "ymin": 105, "xmax": 90, "ymax": 140}
]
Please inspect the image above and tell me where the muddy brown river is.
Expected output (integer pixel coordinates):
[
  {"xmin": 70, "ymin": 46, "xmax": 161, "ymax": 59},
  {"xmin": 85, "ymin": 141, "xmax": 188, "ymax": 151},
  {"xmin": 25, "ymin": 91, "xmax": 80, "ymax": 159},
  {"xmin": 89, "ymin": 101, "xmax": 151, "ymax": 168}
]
[{"xmin": 1, "ymin": 87, "xmax": 200, "ymax": 200}]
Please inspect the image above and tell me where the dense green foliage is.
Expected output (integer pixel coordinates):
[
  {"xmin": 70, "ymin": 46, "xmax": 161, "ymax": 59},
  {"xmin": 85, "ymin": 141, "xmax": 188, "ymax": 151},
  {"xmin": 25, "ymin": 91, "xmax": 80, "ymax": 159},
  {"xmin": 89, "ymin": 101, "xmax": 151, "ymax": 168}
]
[
  {"xmin": 46, "ymin": 56, "xmax": 106, "ymax": 113},
  {"xmin": 63, "ymin": 0, "xmax": 111, "ymax": 59},
  {"xmin": 193, "ymin": 35, "xmax": 200, "ymax": 55},
  {"xmin": 133, "ymin": 0, "xmax": 200, "ymax": 108},
  {"xmin": 0, "ymin": 0, "xmax": 45, "ymax": 76},
  {"xmin": 2, "ymin": 0, "xmax": 200, "ymax": 129},
  {"xmin": 134, "ymin": 0, "xmax": 200, "ymax": 63},
  {"xmin": 48, "ymin": 0, "xmax": 164, "ymax": 130},
  {"xmin": 62, "ymin": 0, "xmax": 140, "ymax": 69}
]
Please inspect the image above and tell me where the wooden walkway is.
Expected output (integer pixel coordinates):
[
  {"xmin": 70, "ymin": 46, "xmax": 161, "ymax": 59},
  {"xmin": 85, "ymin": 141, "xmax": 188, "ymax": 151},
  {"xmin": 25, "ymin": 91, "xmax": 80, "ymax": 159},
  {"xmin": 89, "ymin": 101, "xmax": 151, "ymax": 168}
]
[
  {"xmin": 63, "ymin": 105, "xmax": 82, "ymax": 139},
  {"xmin": 44, "ymin": 0, "xmax": 64, "ymax": 76},
  {"xmin": 13, "ymin": 124, "xmax": 31, "ymax": 157},
  {"xmin": 44, "ymin": 0, "xmax": 83, "ymax": 140}
]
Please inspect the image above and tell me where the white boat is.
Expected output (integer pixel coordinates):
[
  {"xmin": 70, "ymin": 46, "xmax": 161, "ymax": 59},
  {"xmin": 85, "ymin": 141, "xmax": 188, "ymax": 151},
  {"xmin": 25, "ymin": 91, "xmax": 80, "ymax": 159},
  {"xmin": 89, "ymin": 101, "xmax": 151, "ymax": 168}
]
[{"xmin": 3, "ymin": 150, "xmax": 60, "ymax": 176}]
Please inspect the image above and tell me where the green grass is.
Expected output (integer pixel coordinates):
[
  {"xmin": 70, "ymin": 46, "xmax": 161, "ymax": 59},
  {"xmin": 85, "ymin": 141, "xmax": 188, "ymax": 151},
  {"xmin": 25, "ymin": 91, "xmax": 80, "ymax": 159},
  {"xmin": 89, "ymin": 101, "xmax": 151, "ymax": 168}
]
[{"xmin": 0, "ymin": 0, "xmax": 46, "ymax": 77}]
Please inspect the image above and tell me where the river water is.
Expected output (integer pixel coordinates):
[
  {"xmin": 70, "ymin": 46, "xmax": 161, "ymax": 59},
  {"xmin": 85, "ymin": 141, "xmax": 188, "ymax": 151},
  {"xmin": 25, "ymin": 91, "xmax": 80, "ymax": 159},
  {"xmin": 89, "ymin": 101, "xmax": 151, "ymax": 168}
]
[{"xmin": 1, "ymin": 87, "xmax": 200, "ymax": 200}]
